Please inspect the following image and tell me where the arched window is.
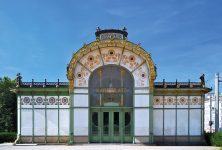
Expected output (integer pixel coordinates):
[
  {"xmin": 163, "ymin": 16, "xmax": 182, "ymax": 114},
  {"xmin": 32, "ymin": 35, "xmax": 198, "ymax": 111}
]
[{"xmin": 89, "ymin": 65, "xmax": 134, "ymax": 107}]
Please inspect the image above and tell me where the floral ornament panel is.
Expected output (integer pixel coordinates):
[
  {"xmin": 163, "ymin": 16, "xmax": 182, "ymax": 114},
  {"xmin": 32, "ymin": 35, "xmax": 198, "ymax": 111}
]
[
  {"xmin": 177, "ymin": 96, "xmax": 188, "ymax": 105},
  {"xmin": 61, "ymin": 97, "xmax": 69, "ymax": 105},
  {"xmin": 100, "ymin": 47, "xmax": 123, "ymax": 65},
  {"xmin": 153, "ymin": 96, "xmax": 163, "ymax": 105},
  {"xmin": 21, "ymin": 96, "xmax": 31, "ymax": 105},
  {"xmin": 35, "ymin": 97, "xmax": 44, "ymax": 105},
  {"xmin": 48, "ymin": 97, "xmax": 56, "ymax": 105},
  {"xmin": 190, "ymin": 96, "xmax": 201, "ymax": 105},
  {"xmin": 120, "ymin": 50, "xmax": 144, "ymax": 72},
  {"xmin": 164, "ymin": 96, "xmax": 176, "ymax": 105},
  {"xmin": 74, "ymin": 63, "xmax": 90, "ymax": 87},
  {"xmin": 79, "ymin": 50, "xmax": 103, "ymax": 72},
  {"xmin": 133, "ymin": 63, "xmax": 149, "ymax": 87}
]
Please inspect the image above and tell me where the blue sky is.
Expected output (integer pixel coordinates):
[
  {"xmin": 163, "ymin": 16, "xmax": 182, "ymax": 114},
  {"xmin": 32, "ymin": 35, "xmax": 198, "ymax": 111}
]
[{"xmin": 0, "ymin": 0, "xmax": 222, "ymax": 89}]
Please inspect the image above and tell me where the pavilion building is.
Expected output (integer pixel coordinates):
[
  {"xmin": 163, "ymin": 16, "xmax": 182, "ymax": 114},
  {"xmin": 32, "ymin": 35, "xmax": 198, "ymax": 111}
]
[{"xmin": 15, "ymin": 28, "xmax": 211, "ymax": 145}]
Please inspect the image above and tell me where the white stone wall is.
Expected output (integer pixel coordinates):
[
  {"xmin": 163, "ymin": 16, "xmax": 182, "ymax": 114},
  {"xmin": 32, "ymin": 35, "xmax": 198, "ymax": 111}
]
[
  {"xmin": 73, "ymin": 88, "xmax": 89, "ymax": 136},
  {"xmin": 19, "ymin": 95, "xmax": 70, "ymax": 136},
  {"xmin": 153, "ymin": 95, "xmax": 202, "ymax": 136}
]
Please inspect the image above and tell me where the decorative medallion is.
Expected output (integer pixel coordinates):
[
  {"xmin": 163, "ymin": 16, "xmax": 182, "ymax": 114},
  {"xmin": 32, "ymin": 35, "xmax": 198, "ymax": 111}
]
[
  {"xmin": 49, "ymin": 97, "xmax": 56, "ymax": 105},
  {"xmin": 108, "ymin": 49, "xmax": 115, "ymax": 56},
  {"xmin": 129, "ymin": 55, "xmax": 135, "ymax": 62},
  {"xmin": 164, "ymin": 97, "xmax": 175, "ymax": 105},
  {"xmin": 153, "ymin": 97, "xmax": 163, "ymax": 105},
  {"xmin": 87, "ymin": 55, "xmax": 94, "ymax": 62},
  {"xmin": 36, "ymin": 97, "xmax": 43, "ymax": 104},
  {"xmin": 77, "ymin": 72, "xmax": 83, "ymax": 79},
  {"xmin": 191, "ymin": 97, "xmax": 200, "ymax": 105},
  {"xmin": 178, "ymin": 97, "xmax": 187, "ymax": 105},
  {"xmin": 140, "ymin": 72, "xmax": 146, "ymax": 79},
  {"xmin": 101, "ymin": 48, "xmax": 122, "ymax": 64},
  {"xmin": 61, "ymin": 97, "xmax": 69, "ymax": 105},
  {"xmin": 23, "ymin": 97, "xmax": 31, "ymax": 104}
]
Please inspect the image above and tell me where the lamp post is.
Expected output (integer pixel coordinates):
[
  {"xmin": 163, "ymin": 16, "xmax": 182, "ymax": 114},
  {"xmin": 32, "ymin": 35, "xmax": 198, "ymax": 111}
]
[
  {"xmin": 209, "ymin": 94, "xmax": 213, "ymax": 132},
  {"xmin": 214, "ymin": 73, "xmax": 222, "ymax": 132}
]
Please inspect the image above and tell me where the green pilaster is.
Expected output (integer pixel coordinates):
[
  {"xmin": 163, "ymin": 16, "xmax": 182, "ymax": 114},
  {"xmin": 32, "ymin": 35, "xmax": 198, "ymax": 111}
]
[
  {"xmin": 149, "ymin": 92, "xmax": 154, "ymax": 144},
  {"xmin": 57, "ymin": 94, "xmax": 60, "ymax": 143},
  {"xmin": 44, "ymin": 94, "xmax": 47, "ymax": 144},
  {"xmin": 69, "ymin": 93, "xmax": 74, "ymax": 144},
  {"xmin": 32, "ymin": 94, "xmax": 34, "ymax": 143},
  {"xmin": 18, "ymin": 95, "xmax": 21, "ymax": 143}
]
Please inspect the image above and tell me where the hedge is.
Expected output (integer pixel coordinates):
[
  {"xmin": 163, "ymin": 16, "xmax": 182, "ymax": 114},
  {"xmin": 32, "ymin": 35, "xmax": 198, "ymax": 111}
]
[
  {"xmin": 204, "ymin": 131, "xmax": 222, "ymax": 147},
  {"xmin": 0, "ymin": 132, "xmax": 17, "ymax": 143},
  {"xmin": 211, "ymin": 132, "xmax": 222, "ymax": 147}
]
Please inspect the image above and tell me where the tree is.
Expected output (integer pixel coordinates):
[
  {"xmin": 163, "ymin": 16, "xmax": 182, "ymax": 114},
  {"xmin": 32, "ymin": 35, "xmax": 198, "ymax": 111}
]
[{"xmin": 0, "ymin": 77, "xmax": 17, "ymax": 132}]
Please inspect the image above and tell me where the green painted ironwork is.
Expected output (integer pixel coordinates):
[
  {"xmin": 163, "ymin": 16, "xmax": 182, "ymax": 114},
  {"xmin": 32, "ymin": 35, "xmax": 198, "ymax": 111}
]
[
  {"xmin": 31, "ymin": 93, "xmax": 34, "ymax": 143},
  {"xmin": 44, "ymin": 94, "xmax": 47, "ymax": 144},
  {"xmin": 68, "ymin": 93, "xmax": 74, "ymax": 144},
  {"xmin": 149, "ymin": 92, "xmax": 154, "ymax": 144},
  {"xmin": 90, "ymin": 107, "xmax": 133, "ymax": 143}
]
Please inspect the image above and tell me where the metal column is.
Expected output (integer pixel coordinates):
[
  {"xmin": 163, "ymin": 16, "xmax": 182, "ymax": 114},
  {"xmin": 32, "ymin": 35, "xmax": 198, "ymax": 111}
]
[{"xmin": 215, "ymin": 73, "xmax": 220, "ymax": 132}]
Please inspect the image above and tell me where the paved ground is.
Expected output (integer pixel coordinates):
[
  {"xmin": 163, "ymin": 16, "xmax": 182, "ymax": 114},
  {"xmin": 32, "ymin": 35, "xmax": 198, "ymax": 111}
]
[{"xmin": 0, "ymin": 143, "xmax": 220, "ymax": 150}]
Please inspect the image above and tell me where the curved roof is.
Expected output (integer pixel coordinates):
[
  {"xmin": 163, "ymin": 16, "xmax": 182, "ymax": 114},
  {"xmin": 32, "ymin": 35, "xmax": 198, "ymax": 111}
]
[{"xmin": 67, "ymin": 39, "xmax": 157, "ymax": 91}]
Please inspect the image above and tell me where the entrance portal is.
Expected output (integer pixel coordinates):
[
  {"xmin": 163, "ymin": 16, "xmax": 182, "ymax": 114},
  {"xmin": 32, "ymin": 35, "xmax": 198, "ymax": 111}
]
[
  {"xmin": 90, "ymin": 108, "xmax": 133, "ymax": 143},
  {"xmin": 89, "ymin": 66, "xmax": 134, "ymax": 143}
]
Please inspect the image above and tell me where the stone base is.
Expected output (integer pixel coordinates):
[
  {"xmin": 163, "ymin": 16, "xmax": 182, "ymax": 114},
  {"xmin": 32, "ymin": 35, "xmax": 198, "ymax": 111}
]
[
  {"xmin": 18, "ymin": 136, "xmax": 69, "ymax": 144},
  {"xmin": 134, "ymin": 136, "xmax": 149, "ymax": 144},
  {"xmin": 74, "ymin": 136, "xmax": 88, "ymax": 143},
  {"xmin": 154, "ymin": 136, "xmax": 204, "ymax": 145}
]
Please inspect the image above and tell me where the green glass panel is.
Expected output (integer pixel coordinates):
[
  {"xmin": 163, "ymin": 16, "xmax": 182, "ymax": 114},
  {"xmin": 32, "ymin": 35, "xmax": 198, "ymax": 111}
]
[
  {"xmin": 124, "ymin": 112, "xmax": 131, "ymax": 135},
  {"xmin": 114, "ymin": 112, "xmax": 119, "ymax": 136},
  {"xmin": 92, "ymin": 112, "xmax": 98, "ymax": 135},
  {"xmin": 103, "ymin": 112, "xmax": 109, "ymax": 135}
]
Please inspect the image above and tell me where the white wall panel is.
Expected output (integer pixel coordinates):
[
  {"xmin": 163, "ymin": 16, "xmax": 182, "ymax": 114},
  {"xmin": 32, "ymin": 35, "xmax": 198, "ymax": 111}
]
[
  {"xmin": 154, "ymin": 109, "xmax": 163, "ymax": 135},
  {"xmin": 21, "ymin": 109, "xmax": 32, "ymax": 135},
  {"xmin": 190, "ymin": 109, "xmax": 201, "ymax": 135},
  {"xmin": 73, "ymin": 94, "xmax": 88, "ymax": 107},
  {"xmin": 134, "ymin": 109, "xmax": 149, "ymax": 136},
  {"xmin": 59, "ymin": 109, "xmax": 69, "ymax": 135},
  {"xmin": 74, "ymin": 88, "xmax": 88, "ymax": 94},
  {"xmin": 164, "ymin": 110, "xmax": 176, "ymax": 135},
  {"xmin": 47, "ymin": 109, "xmax": 58, "ymax": 136},
  {"xmin": 74, "ymin": 108, "xmax": 88, "ymax": 136},
  {"xmin": 177, "ymin": 110, "xmax": 188, "ymax": 135},
  {"xmin": 134, "ymin": 88, "xmax": 149, "ymax": 94},
  {"xmin": 134, "ymin": 95, "xmax": 149, "ymax": 107},
  {"xmin": 34, "ymin": 109, "xmax": 45, "ymax": 135}
]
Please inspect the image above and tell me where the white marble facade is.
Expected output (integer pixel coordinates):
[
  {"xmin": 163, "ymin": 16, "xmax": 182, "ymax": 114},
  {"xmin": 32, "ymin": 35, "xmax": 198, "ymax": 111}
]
[
  {"xmin": 153, "ymin": 96, "xmax": 203, "ymax": 136},
  {"xmin": 19, "ymin": 96, "xmax": 70, "ymax": 136}
]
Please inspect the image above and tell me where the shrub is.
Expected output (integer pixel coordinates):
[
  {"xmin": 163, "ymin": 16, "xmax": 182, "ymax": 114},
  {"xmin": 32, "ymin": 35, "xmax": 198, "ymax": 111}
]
[
  {"xmin": 204, "ymin": 132, "xmax": 213, "ymax": 146},
  {"xmin": 0, "ymin": 132, "xmax": 17, "ymax": 143},
  {"xmin": 211, "ymin": 132, "xmax": 222, "ymax": 147}
]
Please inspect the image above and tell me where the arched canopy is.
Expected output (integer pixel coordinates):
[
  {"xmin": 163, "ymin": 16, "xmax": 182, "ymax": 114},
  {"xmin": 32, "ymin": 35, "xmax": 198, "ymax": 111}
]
[{"xmin": 67, "ymin": 39, "xmax": 157, "ymax": 92}]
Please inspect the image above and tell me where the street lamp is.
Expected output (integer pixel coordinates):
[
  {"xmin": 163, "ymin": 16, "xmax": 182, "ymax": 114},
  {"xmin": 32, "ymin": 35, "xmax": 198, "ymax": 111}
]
[{"xmin": 215, "ymin": 73, "xmax": 222, "ymax": 132}]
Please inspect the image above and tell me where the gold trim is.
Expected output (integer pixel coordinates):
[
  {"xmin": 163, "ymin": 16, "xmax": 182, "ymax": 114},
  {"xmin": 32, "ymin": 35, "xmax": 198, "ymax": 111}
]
[{"xmin": 67, "ymin": 40, "xmax": 157, "ymax": 91}]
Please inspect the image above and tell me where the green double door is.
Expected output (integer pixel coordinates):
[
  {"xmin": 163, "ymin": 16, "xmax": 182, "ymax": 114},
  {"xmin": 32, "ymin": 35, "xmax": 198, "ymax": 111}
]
[{"xmin": 90, "ymin": 108, "xmax": 133, "ymax": 143}]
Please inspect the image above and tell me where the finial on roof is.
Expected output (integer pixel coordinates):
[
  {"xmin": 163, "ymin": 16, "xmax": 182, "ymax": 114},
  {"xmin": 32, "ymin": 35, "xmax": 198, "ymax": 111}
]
[
  {"xmin": 200, "ymin": 74, "xmax": 205, "ymax": 87},
  {"xmin": 96, "ymin": 27, "xmax": 101, "ymax": 31}
]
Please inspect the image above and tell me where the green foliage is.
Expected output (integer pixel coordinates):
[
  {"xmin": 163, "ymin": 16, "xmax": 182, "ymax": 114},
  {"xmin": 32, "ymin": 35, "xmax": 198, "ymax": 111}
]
[
  {"xmin": 0, "ymin": 132, "xmax": 16, "ymax": 143},
  {"xmin": 204, "ymin": 131, "xmax": 222, "ymax": 147},
  {"xmin": 211, "ymin": 132, "xmax": 222, "ymax": 147},
  {"xmin": 0, "ymin": 77, "xmax": 17, "ymax": 132}
]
